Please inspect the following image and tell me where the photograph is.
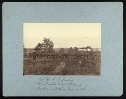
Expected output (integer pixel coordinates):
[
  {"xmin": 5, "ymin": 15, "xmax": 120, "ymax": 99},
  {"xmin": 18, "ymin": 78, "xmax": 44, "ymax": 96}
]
[
  {"xmin": 3, "ymin": 2, "xmax": 122, "ymax": 96},
  {"xmin": 23, "ymin": 23, "xmax": 101, "ymax": 75}
]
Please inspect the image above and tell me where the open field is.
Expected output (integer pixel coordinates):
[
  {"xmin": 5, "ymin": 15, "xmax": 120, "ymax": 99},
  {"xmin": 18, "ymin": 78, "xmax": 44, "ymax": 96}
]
[{"xmin": 23, "ymin": 57, "xmax": 101, "ymax": 75}]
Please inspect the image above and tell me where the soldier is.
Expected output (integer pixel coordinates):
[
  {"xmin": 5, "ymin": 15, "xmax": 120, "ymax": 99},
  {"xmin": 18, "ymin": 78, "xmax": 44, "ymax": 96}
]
[
  {"xmin": 29, "ymin": 53, "xmax": 32, "ymax": 58},
  {"xmin": 32, "ymin": 52, "xmax": 37, "ymax": 63}
]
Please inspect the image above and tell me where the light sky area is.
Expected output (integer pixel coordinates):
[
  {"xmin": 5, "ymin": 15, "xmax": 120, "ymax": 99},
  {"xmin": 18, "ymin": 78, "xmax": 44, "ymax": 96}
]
[{"xmin": 23, "ymin": 23, "xmax": 101, "ymax": 48}]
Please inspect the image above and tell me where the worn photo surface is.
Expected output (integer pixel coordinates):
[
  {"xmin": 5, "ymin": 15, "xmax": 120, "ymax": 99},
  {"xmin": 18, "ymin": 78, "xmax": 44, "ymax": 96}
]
[{"xmin": 23, "ymin": 23, "xmax": 101, "ymax": 75}]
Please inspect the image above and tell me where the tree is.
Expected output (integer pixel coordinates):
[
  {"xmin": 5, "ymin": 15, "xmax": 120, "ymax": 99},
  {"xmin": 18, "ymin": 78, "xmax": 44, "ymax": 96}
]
[
  {"xmin": 59, "ymin": 48, "xmax": 65, "ymax": 54},
  {"xmin": 34, "ymin": 43, "xmax": 41, "ymax": 50},
  {"xmin": 68, "ymin": 47, "xmax": 73, "ymax": 54},
  {"xmin": 73, "ymin": 47, "xmax": 79, "ymax": 52},
  {"xmin": 34, "ymin": 37, "xmax": 54, "ymax": 53}
]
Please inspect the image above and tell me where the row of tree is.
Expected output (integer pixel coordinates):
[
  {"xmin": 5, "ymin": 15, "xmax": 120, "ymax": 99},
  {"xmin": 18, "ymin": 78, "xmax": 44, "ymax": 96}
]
[
  {"xmin": 58, "ymin": 47, "xmax": 79, "ymax": 54},
  {"xmin": 24, "ymin": 37, "xmax": 93, "ymax": 54}
]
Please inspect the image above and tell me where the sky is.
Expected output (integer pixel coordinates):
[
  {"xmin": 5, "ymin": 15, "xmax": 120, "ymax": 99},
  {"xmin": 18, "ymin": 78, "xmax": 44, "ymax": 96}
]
[{"xmin": 23, "ymin": 23, "xmax": 101, "ymax": 48}]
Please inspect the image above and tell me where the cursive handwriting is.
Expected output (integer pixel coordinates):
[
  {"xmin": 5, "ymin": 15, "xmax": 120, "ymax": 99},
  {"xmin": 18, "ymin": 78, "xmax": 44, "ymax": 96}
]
[{"xmin": 32, "ymin": 77, "xmax": 85, "ymax": 91}]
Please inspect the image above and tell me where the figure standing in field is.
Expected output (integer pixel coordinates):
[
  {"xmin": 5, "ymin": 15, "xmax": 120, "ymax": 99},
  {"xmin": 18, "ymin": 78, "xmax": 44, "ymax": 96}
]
[{"xmin": 32, "ymin": 51, "xmax": 37, "ymax": 63}]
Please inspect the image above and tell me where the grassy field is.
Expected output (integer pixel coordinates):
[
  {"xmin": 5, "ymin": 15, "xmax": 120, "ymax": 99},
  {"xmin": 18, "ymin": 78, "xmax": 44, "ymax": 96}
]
[{"xmin": 23, "ymin": 57, "xmax": 101, "ymax": 75}]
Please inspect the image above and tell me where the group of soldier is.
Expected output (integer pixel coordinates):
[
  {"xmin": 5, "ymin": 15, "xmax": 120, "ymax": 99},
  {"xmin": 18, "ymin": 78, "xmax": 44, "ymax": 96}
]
[{"xmin": 29, "ymin": 51, "xmax": 100, "ymax": 62}]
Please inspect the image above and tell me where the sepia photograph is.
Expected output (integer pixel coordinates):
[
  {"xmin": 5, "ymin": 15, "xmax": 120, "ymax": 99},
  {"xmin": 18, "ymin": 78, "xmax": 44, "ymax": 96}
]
[
  {"xmin": 23, "ymin": 23, "xmax": 101, "ymax": 75},
  {"xmin": 3, "ymin": 2, "xmax": 123, "ymax": 96}
]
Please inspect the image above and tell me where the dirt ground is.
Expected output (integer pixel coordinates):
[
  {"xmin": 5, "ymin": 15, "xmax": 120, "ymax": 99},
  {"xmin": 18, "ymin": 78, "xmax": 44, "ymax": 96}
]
[{"xmin": 23, "ymin": 57, "xmax": 101, "ymax": 75}]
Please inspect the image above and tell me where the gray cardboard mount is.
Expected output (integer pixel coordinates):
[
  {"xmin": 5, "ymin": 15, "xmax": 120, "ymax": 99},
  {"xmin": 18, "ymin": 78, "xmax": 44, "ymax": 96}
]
[{"xmin": 2, "ymin": 2, "xmax": 123, "ymax": 96}]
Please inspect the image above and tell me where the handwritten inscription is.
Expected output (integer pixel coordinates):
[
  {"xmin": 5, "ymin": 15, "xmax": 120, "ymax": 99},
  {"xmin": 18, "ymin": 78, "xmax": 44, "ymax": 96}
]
[{"xmin": 32, "ymin": 77, "xmax": 85, "ymax": 91}]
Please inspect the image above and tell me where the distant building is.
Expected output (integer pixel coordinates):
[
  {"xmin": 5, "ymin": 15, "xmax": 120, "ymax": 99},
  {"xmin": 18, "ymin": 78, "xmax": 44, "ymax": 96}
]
[
  {"xmin": 92, "ymin": 48, "xmax": 101, "ymax": 51},
  {"xmin": 78, "ymin": 49, "xmax": 87, "ymax": 51}
]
